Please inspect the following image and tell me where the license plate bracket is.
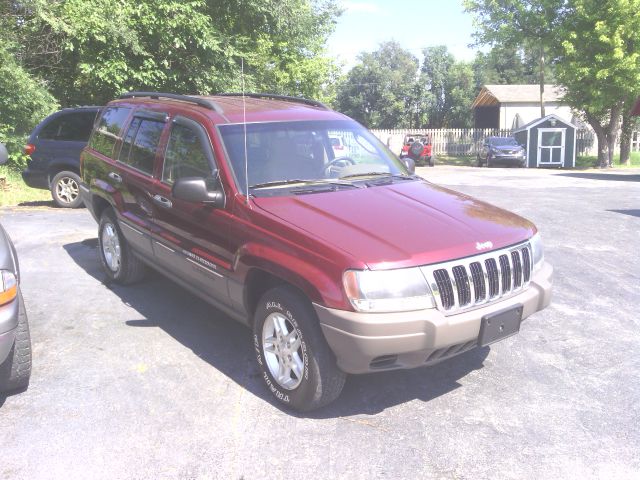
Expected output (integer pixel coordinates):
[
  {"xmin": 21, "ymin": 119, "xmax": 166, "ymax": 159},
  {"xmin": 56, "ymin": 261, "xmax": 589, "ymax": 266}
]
[{"xmin": 478, "ymin": 304, "xmax": 523, "ymax": 347}]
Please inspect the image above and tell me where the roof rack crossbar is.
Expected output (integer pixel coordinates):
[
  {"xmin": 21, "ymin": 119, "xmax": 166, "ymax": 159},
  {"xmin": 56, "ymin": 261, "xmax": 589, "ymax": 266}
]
[
  {"xmin": 119, "ymin": 92, "xmax": 224, "ymax": 115},
  {"xmin": 215, "ymin": 92, "xmax": 329, "ymax": 110}
]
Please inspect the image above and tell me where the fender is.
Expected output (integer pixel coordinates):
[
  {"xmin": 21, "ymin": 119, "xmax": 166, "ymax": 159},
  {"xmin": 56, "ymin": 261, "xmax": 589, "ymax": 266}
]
[{"xmin": 235, "ymin": 241, "xmax": 347, "ymax": 311}]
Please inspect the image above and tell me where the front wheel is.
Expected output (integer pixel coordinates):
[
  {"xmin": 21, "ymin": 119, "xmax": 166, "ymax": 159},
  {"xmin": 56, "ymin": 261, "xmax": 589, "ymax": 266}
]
[
  {"xmin": 253, "ymin": 285, "xmax": 346, "ymax": 411},
  {"xmin": 51, "ymin": 171, "xmax": 83, "ymax": 208},
  {"xmin": 98, "ymin": 209, "xmax": 146, "ymax": 284},
  {"xmin": 0, "ymin": 291, "xmax": 32, "ymax": 393}
]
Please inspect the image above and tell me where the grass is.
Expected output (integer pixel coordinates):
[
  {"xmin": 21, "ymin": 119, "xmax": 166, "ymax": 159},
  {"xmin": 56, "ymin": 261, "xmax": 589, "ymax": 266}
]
[
  {"xmin": 436, "ymin": 152, "xmax": 640, "ymax": 169},
  {"xmin": 576, "ymin": 151, "xmax": 640, "ymax": 169},
  {"xmin": 0, "ymin": 166, "xmax": 51, "ymax": 207},
  {"xmin": 435, "ymin": 155, "xmax": 476, "ymax": 167}
]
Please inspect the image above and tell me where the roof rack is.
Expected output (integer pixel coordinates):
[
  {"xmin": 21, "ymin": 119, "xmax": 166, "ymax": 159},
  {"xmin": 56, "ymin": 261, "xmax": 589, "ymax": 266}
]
[
  {"xmin": 119, "ymin": 92, "xmax": 224, "ymax": 115},
  {"xmin": 215, "ymin": 92, "xmax": 329, "ymax": 110}
]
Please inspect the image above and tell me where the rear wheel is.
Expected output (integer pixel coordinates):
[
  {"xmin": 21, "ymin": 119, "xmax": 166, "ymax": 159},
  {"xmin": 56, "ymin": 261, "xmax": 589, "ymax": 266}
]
[
  {"xmin": 253, "ymin": 285, "xmax": 346, "ymax": 411},
  {"xmin": 98, "ymin": 209, "xmax": 146, "ymax": 284},
  {"xmin": 51, "ymin": 171, "xmax": 83, "ymax": 208},
  {"xmin": 0, "ymin": 291, "xmax": 32, "ymax": 393}
]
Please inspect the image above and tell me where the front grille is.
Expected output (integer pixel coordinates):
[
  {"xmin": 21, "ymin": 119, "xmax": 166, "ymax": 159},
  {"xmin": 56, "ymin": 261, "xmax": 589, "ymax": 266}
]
[{"xmin": 422, "ymin": 241, "xmax": 533, "ymax": 314}]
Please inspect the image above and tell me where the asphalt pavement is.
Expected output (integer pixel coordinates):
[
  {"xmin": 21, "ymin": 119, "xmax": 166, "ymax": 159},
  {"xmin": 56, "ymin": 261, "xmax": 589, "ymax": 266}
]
[{"xmin": 0, "ymin": 166, "xmax": 638, "ymax": 479}]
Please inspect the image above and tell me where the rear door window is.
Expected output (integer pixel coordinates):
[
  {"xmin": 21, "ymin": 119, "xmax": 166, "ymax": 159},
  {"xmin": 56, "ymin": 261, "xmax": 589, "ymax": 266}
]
[
  {"xmin": 39, "ymin": 111, "xmax": 98, "ymax": 141},
  {"xmin": 88, "ymin": 107, "xmax": 131, "ymax": 157},
  {"xmin": 118, "ymin": 118, "xmax": 165, "ymax": 175}
]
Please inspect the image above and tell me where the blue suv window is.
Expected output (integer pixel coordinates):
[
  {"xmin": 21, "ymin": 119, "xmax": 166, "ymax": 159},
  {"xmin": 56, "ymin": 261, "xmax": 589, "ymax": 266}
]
[
  {"xmin": 89, "ymin": 107, "xmax": 131, "ymax": 157},
  {"xmin": 39, "ymin": 111, "xmax": 97, "ymax": 141}
]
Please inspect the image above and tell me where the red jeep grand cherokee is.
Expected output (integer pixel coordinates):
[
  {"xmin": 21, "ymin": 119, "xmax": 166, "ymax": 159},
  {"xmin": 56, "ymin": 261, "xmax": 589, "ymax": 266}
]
[{"xmin": 80, "ymin": 92, "xmax": 552, "ymax": 411}]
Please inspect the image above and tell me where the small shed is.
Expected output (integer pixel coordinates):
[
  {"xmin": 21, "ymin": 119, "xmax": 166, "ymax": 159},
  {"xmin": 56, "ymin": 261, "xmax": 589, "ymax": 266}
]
[{"xmin": 513, "ymin": 114, "xmax": 577, "ymax": 168}]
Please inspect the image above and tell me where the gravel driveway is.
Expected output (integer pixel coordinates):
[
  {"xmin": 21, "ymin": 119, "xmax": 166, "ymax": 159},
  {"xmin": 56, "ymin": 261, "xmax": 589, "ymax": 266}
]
[{"xmin": 0, "ymin": 166, "xmax": 638, "ymax": 479}]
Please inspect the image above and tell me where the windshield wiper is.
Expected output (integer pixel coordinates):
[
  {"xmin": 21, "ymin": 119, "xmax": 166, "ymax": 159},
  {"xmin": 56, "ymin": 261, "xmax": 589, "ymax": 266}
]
[
  {"xmin": 249, "ymin": 179, "xmax": 310, "ymax": 189},
  {"xmin": 291, "ymin": 181, "xmax": 363, "ymax": 195},
  {"xmin": 339, "ymin": 172, "xmax": 417, "ymax": 181},
  {"xmin": 250, "ymin": 178, "xmax": 363, "ymax": 190}
]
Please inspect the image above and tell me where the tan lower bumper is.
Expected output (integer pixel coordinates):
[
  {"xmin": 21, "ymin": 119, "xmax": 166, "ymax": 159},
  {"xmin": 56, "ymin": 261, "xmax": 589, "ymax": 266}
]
[{"xmin": 314, "ymin": 262, "xmax": 553, "ymax": 374}]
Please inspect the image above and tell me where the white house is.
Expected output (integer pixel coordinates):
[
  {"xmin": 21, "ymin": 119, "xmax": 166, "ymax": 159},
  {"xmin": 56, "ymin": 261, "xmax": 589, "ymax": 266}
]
[{"xmin": 472, "ymin": 84, "xmax": 573, "ymax": 130}]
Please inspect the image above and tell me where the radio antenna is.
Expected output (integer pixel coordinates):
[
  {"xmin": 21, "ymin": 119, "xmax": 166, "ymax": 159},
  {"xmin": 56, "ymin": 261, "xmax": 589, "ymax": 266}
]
[{"xmin": 241, "ymin": 57, "xmax": 250, "ymax": 207}]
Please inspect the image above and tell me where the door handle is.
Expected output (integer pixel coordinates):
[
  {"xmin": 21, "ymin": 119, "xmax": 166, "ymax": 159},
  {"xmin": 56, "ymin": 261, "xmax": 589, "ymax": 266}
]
[
  {"xmin": 108, "ymin": 172, "xmax": 122, "ymax": 183},
  {"xmin": 152, "ymin": 194, "xmax": 172, "ymax": 209}
]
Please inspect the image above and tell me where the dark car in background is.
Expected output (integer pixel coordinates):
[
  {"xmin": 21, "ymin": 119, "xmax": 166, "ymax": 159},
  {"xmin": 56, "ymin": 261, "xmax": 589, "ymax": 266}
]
[
  {"xmin": 0, "ymin": 143, "xmax": 32, "ymax": 394},
  {"xmin": 22, "ymin": 106, "xmax": 101, "ymax": 207},
  {"xmin": 477, "ymin": 136, "xmax": 526, "ymax": 167}
]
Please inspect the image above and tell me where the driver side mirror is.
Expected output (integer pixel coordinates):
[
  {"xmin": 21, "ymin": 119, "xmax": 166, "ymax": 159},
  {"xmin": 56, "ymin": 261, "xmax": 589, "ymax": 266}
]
[
  {"xmin": 0, "ymin": 143, "xmax": 8, "ymax": 165},
  {"xmin": 172, "ymin": 173, "xmax": 225, "ymax": 208},
  {"xmin": 402, "ymin": 156, "xmax": 416, "ymax": 174}
]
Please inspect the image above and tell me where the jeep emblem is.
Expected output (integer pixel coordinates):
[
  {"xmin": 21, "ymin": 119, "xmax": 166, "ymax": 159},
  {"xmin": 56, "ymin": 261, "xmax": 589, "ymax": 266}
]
[{"xmin": 476, "ymin": 241, "xmax": 493, "ymax": 251}]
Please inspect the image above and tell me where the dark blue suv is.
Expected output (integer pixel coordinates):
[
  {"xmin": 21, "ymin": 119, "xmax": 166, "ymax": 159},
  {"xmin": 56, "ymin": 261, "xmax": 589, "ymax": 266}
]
[{"xmin": 22, "ymin": 106, "xmax": 100, "ymax": 207}]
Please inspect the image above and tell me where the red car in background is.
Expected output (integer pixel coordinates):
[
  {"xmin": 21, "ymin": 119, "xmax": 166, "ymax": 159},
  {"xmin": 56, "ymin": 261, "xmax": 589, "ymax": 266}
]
[{"xmin": 400, "ymin": 134, "xmax": 434, "ymax": 167}]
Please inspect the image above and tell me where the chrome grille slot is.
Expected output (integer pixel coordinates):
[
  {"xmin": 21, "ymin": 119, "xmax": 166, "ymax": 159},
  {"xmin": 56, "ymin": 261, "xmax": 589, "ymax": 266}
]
[
  {"xmin": 511, "ymin": 250, "xmax": 523, "ymax": 288},
  {"xmin": 499, "ymin": 254, "xmax": 511, "ymax": 291},
  {"xmin": 522, "ymin": 247, "xmax": 531, "ymax": 282},
  {"xmin": 485, "ymin": 258, "xmax": 499, "ymax": 298},
  {"xmin": 433, "ymin": 269, "xmax": 455, "ymax": 309},
  {"xmin": 452, "ymin": 265, "xmax": 471, "ymax": 306},
  {"xmin": 469, "ymin": 262, "xmax": 485, "ymax": 301},
  {"xmin": 421, "ymin": 241, "xmax": 534, "ymax": 315}
]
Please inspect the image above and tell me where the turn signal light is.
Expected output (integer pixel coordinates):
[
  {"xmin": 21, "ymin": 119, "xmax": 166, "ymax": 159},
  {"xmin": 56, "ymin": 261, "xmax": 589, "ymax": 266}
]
[
  {"xmin": 24, "ymin": 144, "xmax": 36, "ymax": 156},
  {"xmin": 0, "ymin": 270, "xmax": 17, "ymax": 306}
]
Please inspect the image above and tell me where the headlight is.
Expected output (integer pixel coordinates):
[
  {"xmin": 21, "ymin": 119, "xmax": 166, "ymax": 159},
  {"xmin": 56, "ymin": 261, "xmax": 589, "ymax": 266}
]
[
  {"xmin": 529, "ymin": 233, "xmax": 544, "ymax": 272},
  {"xmin": 343, "ymin": 268, "xmax": 435, "ymax": 313},
  {"xmin": 0, "ymin": 270, "xmax": 17, "ymax": 306}
]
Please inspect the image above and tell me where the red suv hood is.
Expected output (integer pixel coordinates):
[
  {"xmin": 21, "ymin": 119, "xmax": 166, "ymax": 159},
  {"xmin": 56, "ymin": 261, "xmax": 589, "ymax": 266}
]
[{"xmin": 252, "ymin": 180, "xmax": 535, "ymax": 269}]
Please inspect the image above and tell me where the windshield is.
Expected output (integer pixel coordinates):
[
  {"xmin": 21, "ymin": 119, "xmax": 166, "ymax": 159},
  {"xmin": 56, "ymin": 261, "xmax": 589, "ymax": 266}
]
[
  {"xmin": 490, "ymin": 137, "xmax": 519, "ymax": 146},
  {"xmin": 218, "ymin": 120, "xmax": 408, "ymax": 195}
]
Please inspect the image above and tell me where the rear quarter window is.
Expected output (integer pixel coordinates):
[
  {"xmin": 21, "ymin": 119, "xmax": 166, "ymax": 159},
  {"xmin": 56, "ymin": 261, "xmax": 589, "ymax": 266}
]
[
  {"xmin": 118, "ymin": 118, "xmax": 165, "ymax": 175},
  {"xmin": 88, "ymin": 107, "xmax": 132, "ymax": 157}
]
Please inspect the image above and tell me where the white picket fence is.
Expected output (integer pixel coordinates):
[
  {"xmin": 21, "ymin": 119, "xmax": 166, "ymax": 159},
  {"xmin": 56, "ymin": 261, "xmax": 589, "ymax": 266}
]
[{"xmin": 370, "ymin": 128, "xmax": 603, "ymax": 157}]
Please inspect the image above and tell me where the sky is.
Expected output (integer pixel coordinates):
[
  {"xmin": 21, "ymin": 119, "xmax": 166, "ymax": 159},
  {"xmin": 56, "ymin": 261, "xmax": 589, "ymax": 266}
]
[{"xmin": 326, "ymin": 0, "xmax": 480, "ymax": 70}]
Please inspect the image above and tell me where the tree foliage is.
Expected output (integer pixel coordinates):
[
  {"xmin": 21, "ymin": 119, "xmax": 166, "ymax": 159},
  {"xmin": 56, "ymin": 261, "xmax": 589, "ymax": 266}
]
[
  {"xmin": 555, "ymin": 0, "xmax": 640, "ymax": 166},
  {"xmin": 335, "ymin": 41, "xmax": 418, "ymax": 129},
  {"xmin": 0, "ymin": 0, "xmax": 341, "ymax": 167},
  {"xmin": 466, "ymin": 0, "xmax": 640, "ymax": 167}
]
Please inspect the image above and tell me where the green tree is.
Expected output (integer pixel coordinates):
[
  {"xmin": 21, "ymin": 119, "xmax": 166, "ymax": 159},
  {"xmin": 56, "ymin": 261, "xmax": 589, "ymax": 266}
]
[
  {"xmin": 443, "ymin": 62, "xmax": 476, "ymax": 128},
  {"xmin": 464, "ymin": 0, "xmax": 566, "ymax": 117},
  {"xmin": 472, "ymin": 45, "xmax": 549, "ymax": 90},
  {"xmin": 555, "ymin": 0, "xmax": 640, "ymax": 166},
  {"xmin": 335, "ymin": 41, "xmax": 418, "ymax": 128},
  {"xmin": 3, "ymin": 0, "xmax": 341, "ymax": 106},
  {"xmin": 419, "ymin": 46, "xmax": 454, "ymax": 127}
]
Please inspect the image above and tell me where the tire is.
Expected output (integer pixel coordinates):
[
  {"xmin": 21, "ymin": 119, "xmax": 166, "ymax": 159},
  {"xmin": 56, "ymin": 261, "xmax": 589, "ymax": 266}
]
[
  {"xmin": 253, "ymin": 285, "xmax": 346, "ymax": 412},
  {"xmin": 51, "ymin": 171, "xmax": 83, "ymax": 208},
  {"xmin": 476, "ymin": 155, "xmax": 482, "ymax": 167},
  {"xmin": 428, "ymin": 156, "xmax": 435, "ymax": 167},
  {"xmin": 98, "ymin": 209, "xmax": 146, "ymax": 284},
  {"xmin": 0, "ymin": 291, "xmax": 32, "ymax": 393},
  {"xmin": 408, "ymin": 141, "xmax": 424, "ymax": 161}
]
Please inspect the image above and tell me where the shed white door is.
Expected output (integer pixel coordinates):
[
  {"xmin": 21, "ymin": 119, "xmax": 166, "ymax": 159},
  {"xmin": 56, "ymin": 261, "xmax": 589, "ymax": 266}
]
[{"xmin": 537, "ymin": 128, "xmax": 565, "ymax": 166}]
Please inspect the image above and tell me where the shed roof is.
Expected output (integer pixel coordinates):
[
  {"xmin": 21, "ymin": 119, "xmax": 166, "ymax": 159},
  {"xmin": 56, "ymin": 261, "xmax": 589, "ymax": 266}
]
[
  {"xmin": 472, "ymin": 84, "xmax": 565, "ymax": 108},
  {"xmin": 512, "ymin": 113, "xmax": 575, "ymax": 133}
]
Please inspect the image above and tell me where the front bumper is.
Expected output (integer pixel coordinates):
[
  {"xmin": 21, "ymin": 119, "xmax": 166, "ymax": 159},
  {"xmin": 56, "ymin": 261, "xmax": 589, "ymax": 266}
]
[
  {"xmin": 315, "ymin": 261, "xmax": 553, "ymax": 374},
  {"xmin": 489, "ymin": 155, "xmax": 526, "ymax": 166}
]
